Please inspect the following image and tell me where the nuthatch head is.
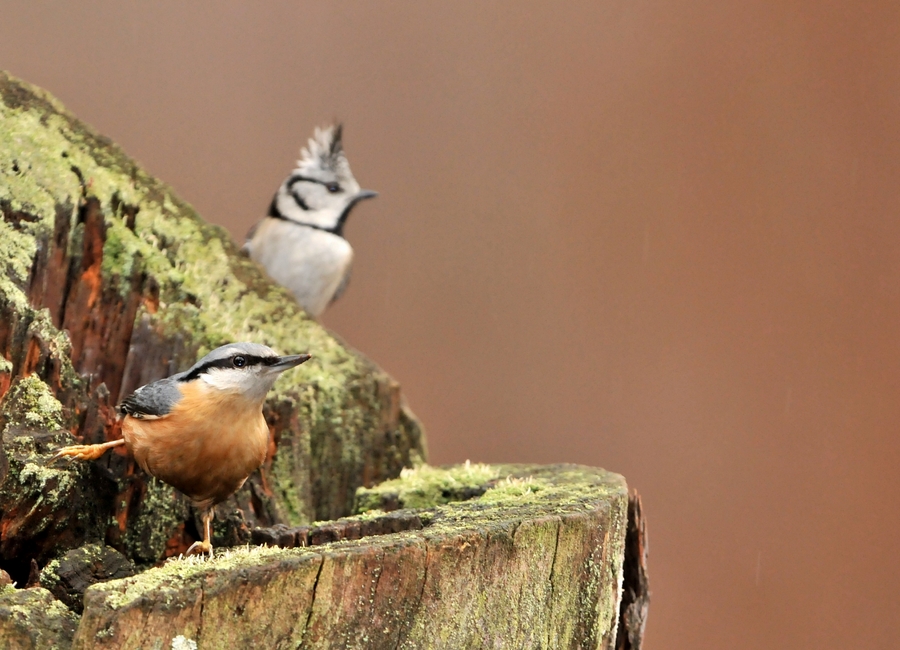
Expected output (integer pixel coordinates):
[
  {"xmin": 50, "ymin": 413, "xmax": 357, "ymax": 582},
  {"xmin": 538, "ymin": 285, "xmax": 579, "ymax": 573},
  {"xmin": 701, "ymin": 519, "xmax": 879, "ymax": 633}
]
[
  {"xmin": 55, "ymin": 342, "xmax": 311, "ymax": 557},
  {"xmin": 242, "ymin": 125, "xmax": 377, "ymax": 318}
]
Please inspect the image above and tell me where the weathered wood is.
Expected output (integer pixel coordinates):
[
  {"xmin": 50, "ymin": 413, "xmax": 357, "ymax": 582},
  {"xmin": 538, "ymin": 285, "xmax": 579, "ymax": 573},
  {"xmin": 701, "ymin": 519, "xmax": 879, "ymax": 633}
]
[
  {"xmin": 75, "ymin": 464, "xmax": 629, "ymax": 650},
  {"xmin": 39, "ymin": 544, "xmax": 136, "ymax": 614},
  {"xmin": 250, "ymin": 510, "xmax": 426, "ymax": 548},
  {"xmin": 0, "ymin": 586, "xmax": 79, "ymax": 650},
  {"xmin": 0, "ymin": 70, "xmax": 425, "ymax": 579},
  {"xmin": 616, "ymin": 491, "xmax": 650, "ymax": 650}
]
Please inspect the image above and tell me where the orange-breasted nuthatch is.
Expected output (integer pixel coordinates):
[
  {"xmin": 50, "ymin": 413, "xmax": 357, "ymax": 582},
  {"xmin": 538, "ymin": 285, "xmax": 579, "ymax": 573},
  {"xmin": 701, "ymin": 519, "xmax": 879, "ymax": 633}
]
[
  {"xmin": 54, "ymin": 342, "xmax": 310, "ymax": 557},
  {"xmin": 242, "ymin": 125, "xmax": 377, "ymax": 318}
]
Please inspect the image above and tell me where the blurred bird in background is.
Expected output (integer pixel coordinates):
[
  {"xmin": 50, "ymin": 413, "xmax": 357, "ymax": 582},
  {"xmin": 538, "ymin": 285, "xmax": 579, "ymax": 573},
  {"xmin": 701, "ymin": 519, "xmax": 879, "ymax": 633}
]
[{"xmin": 243, "ymin": 125, "xmax": 377, "ymax": 318}]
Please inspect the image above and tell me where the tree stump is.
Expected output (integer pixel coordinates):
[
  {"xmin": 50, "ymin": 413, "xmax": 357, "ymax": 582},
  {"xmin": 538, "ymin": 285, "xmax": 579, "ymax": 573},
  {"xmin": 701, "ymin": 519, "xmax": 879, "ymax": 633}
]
[
  {"xmin": 0, "ymin": 72, "xmax": 647, "ymax": 648},
  {"xmin": 73, "ymin": 464, "xmax": 629, "ymax": 649}
]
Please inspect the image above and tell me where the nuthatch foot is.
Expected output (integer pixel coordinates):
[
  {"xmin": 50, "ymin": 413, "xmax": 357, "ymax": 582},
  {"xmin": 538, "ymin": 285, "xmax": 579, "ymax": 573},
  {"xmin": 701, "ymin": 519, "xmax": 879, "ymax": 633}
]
[
  {"xmin": 54, "ymin": 342, "xmax": 310, "ymax": 558},
  {"xmin": 242, "ymin": 125, "xmax": 377, "ymax": 318}
]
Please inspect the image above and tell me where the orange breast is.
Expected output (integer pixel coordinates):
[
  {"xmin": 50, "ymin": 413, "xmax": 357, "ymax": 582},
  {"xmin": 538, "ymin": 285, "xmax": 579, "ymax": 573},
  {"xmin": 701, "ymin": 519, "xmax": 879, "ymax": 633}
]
[{"xmin": 122, "ymin": 381, "xmax": 269, "ymax": 507}]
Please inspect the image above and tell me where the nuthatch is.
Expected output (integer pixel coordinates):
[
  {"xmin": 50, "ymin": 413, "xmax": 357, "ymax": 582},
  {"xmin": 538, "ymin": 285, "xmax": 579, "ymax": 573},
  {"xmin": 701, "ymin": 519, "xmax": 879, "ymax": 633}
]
[
  {"xmin": 54, "ymin": 342, "xmax": 310, "ymax": 557},
  {"xmin": 242, "ymin": 125, "xmax": 377, "ymax": 318}
]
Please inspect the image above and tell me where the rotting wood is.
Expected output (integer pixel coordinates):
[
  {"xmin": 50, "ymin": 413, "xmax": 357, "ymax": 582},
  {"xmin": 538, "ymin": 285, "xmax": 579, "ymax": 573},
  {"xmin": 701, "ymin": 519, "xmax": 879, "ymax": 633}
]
[{"xmin": 616, "ymin": 490, "xmax": 650, "ymax": 650}]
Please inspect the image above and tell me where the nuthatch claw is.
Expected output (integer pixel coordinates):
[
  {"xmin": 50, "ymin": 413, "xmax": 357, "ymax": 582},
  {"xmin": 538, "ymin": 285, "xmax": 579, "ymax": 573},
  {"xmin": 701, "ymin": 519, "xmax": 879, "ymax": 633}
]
[
  {"xmin": 185, "ymin": 541, "xmax": 213, "ymax": 559},
  {"xmin": 52, "ymin": 439, "xmax": 125, "ymax": 463}
]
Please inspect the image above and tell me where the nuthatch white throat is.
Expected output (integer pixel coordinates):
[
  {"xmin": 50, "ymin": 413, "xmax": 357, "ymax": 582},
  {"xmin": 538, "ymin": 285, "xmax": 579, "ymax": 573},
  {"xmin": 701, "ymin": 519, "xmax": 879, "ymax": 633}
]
[
  {"xmin": 54, "ymin": 342, "xmax": 311, "ymax": 557},
  {"xmin": 242, "ymin": 125, "xmax": 377, "ymax": 318}
]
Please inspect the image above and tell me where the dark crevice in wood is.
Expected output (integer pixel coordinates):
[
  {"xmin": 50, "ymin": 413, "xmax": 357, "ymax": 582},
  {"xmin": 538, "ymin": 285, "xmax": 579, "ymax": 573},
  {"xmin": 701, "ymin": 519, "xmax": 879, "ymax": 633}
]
[
  {"xmin": 69, "ymin": 164, "xmax": 87, "ymax": 201},
  {"xmin": 61, "ymin": 198, "xmax": 143, "ymax": 400},
  {"xmin": 544, "ymin": 517, "xmax": 563, "ymax": 647},
  {"xmin": 111, "ymin": 192, "xmax": 139, "ymax": 232},
  {"xmin": 250, "ymin": 510, "xmax": 426, "ymax": 550},
  {"xmin": 301, "ymin": 556, "xmax": 325, "ymax": 642},
  {"xmin": 616, "ymin": 490, "xmax": 650, "ymax": 650}
]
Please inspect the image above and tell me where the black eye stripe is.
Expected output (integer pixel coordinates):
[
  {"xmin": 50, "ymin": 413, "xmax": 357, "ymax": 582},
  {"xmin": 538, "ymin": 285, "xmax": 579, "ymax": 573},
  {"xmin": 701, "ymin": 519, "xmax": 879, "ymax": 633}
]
[
  {"xmin": 287, "ymin": 174, "xmax": 341, "ymax": 192},
  {"xmin": 240, "ymin": 355, "xmax": 279, "ymax": 367},
  {"xmin": 180, "ymin": 354, "xmax": 278, "ymax": 381},
  {"xmin": 290, "ymin": 190, "xmax": 310, "ymax": 211}
]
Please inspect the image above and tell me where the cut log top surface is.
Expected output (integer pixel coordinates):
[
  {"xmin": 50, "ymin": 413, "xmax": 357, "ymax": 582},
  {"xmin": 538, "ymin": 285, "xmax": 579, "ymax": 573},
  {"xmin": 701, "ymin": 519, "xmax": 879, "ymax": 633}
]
[{"xmin": 74, "ymin": 463, "xmax": 629, "ymax": 650}]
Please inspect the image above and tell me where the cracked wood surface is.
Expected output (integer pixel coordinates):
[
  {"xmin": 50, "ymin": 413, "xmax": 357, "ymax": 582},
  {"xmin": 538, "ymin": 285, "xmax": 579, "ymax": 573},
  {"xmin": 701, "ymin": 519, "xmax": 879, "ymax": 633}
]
[{"xmin": 73, "ymin": 464, "xmax": 629, "ymax": 650}]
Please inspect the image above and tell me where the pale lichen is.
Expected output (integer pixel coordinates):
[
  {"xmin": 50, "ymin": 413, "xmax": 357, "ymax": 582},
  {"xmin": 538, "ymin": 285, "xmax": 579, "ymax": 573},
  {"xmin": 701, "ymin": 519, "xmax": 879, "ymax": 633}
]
[
  {"xmin": 123, "ymin": 477, "xmax": 190, "ymax": 565},
  {"xmin": 0, "ymin": 586, "xmax": 78, "ymax": 649},
  {"xmin": 101, "ymin": 544, "xmax": 299, "ymax": 611},
  {"xmin": 171, "ymin": 635, "xmax": 199, "ymax": 650},
  {"xmin": 0, "ymin": 374, "xmax": 64, "ymax": 432}
]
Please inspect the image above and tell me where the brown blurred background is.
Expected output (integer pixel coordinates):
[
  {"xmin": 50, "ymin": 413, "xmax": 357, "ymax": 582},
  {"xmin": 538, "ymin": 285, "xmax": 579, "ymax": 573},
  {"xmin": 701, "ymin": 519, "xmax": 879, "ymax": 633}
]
[{"xmin": 3, "ymin": 1, "xmax": 899, "ymax": 646}]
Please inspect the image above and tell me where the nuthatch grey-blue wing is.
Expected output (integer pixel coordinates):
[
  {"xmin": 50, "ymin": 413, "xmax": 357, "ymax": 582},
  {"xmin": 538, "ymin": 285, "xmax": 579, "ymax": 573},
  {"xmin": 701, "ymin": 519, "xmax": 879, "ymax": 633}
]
[
  {"xmin": 54, "ymin": 342, "xmax": 311, "ymax": 557},
  {"xmin": 242, "ymin": 125, "xmax": 377, "ymax": 318}
]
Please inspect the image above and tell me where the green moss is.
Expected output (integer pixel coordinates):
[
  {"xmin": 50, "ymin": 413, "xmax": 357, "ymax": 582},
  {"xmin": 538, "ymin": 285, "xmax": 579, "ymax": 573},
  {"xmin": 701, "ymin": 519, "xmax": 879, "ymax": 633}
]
[
  {"xmin": 0, "ymin": 217, "xmax": 38, "ymax": 296},
  {"xmin": 0, "ymin": 587, "xmax": 78, "ymax": 649},
  {"xmin": 478, "ymin": 475, "xmax": 547, "ymax": 503},
  {"xmin": 123, "ymin": 477, "xmax": 190, "ymax": 565},
  {"xmin": 354, "ymin": 461, "xmax": 499, "ymax": 513},
  {"xmin": 101, "ymin": 544, "xmax": 300, "ymax": 610},
  {"xmin": 269, "ymin": 438, "xmax": 310, "ymax": 526},
  {"xmin": 0, "ymin": 374, "xmax": 64, "ymax": 432},
  {"xmin": 0, "ymin": 430, "xmax": 96, "ymax": 537},
  {"xmin": 39, "ymin": 556, "xmax": 62, "ymax": 590}
]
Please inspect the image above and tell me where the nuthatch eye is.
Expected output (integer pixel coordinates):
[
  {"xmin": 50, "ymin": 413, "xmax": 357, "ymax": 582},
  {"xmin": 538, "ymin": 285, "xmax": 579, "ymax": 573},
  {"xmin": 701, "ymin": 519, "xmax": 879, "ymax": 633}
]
[
  {"xmin": 54, "ymin": 342, "xmax": 311, "ymax": 557},
  {"xmin": 242, "ymin": 125, "xmax": 377, "ymax": 318}
]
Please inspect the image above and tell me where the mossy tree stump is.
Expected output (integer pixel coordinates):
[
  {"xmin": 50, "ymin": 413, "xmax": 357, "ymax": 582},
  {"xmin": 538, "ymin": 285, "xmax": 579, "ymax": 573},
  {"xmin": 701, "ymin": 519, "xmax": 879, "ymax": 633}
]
[
  {"xmin": 0, "ymin": 70, "xmax": 424, "ymax": 579},
  {"xmin": 74, "ymin": 464, "xmax": 630, "ymax": 649},
  {"xmin": 0, "ymin": 72, "xmax": 647, "ymax": 649}
]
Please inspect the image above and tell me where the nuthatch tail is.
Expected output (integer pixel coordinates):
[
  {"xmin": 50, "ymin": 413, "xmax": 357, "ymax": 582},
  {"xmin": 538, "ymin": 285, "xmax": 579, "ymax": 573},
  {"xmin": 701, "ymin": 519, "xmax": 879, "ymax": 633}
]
[
  {"xmin": 54, "ymin": 342, "xmax": 310, "ymax": 557},
  {"xmin": 242, "ymin": 125, "xmax": 377, "ymax": 318}
]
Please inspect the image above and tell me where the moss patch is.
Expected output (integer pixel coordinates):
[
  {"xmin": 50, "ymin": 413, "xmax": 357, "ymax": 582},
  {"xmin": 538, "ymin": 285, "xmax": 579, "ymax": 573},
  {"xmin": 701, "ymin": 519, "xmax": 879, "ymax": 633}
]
[
  {"xmin": 0, "ymin": 587, "xmax": 78, "ymax": 649},
  {"xmin": 354, "ymin": 461, "xmax": 499, "ymax": 512},
  {"xmin": 122, "ymin": 477, "xmax": 190, "ymax": 565},
  {"xmin": 0, "ymin": 374, "xmax": 64, "ymax": 432},
  {"xmin": 100, "ymin": 544, "xmax": 300, "ymax": 611},
  {"xmin": 80, "ymin": 464, "xmax": 629, "ymax": 649}
]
